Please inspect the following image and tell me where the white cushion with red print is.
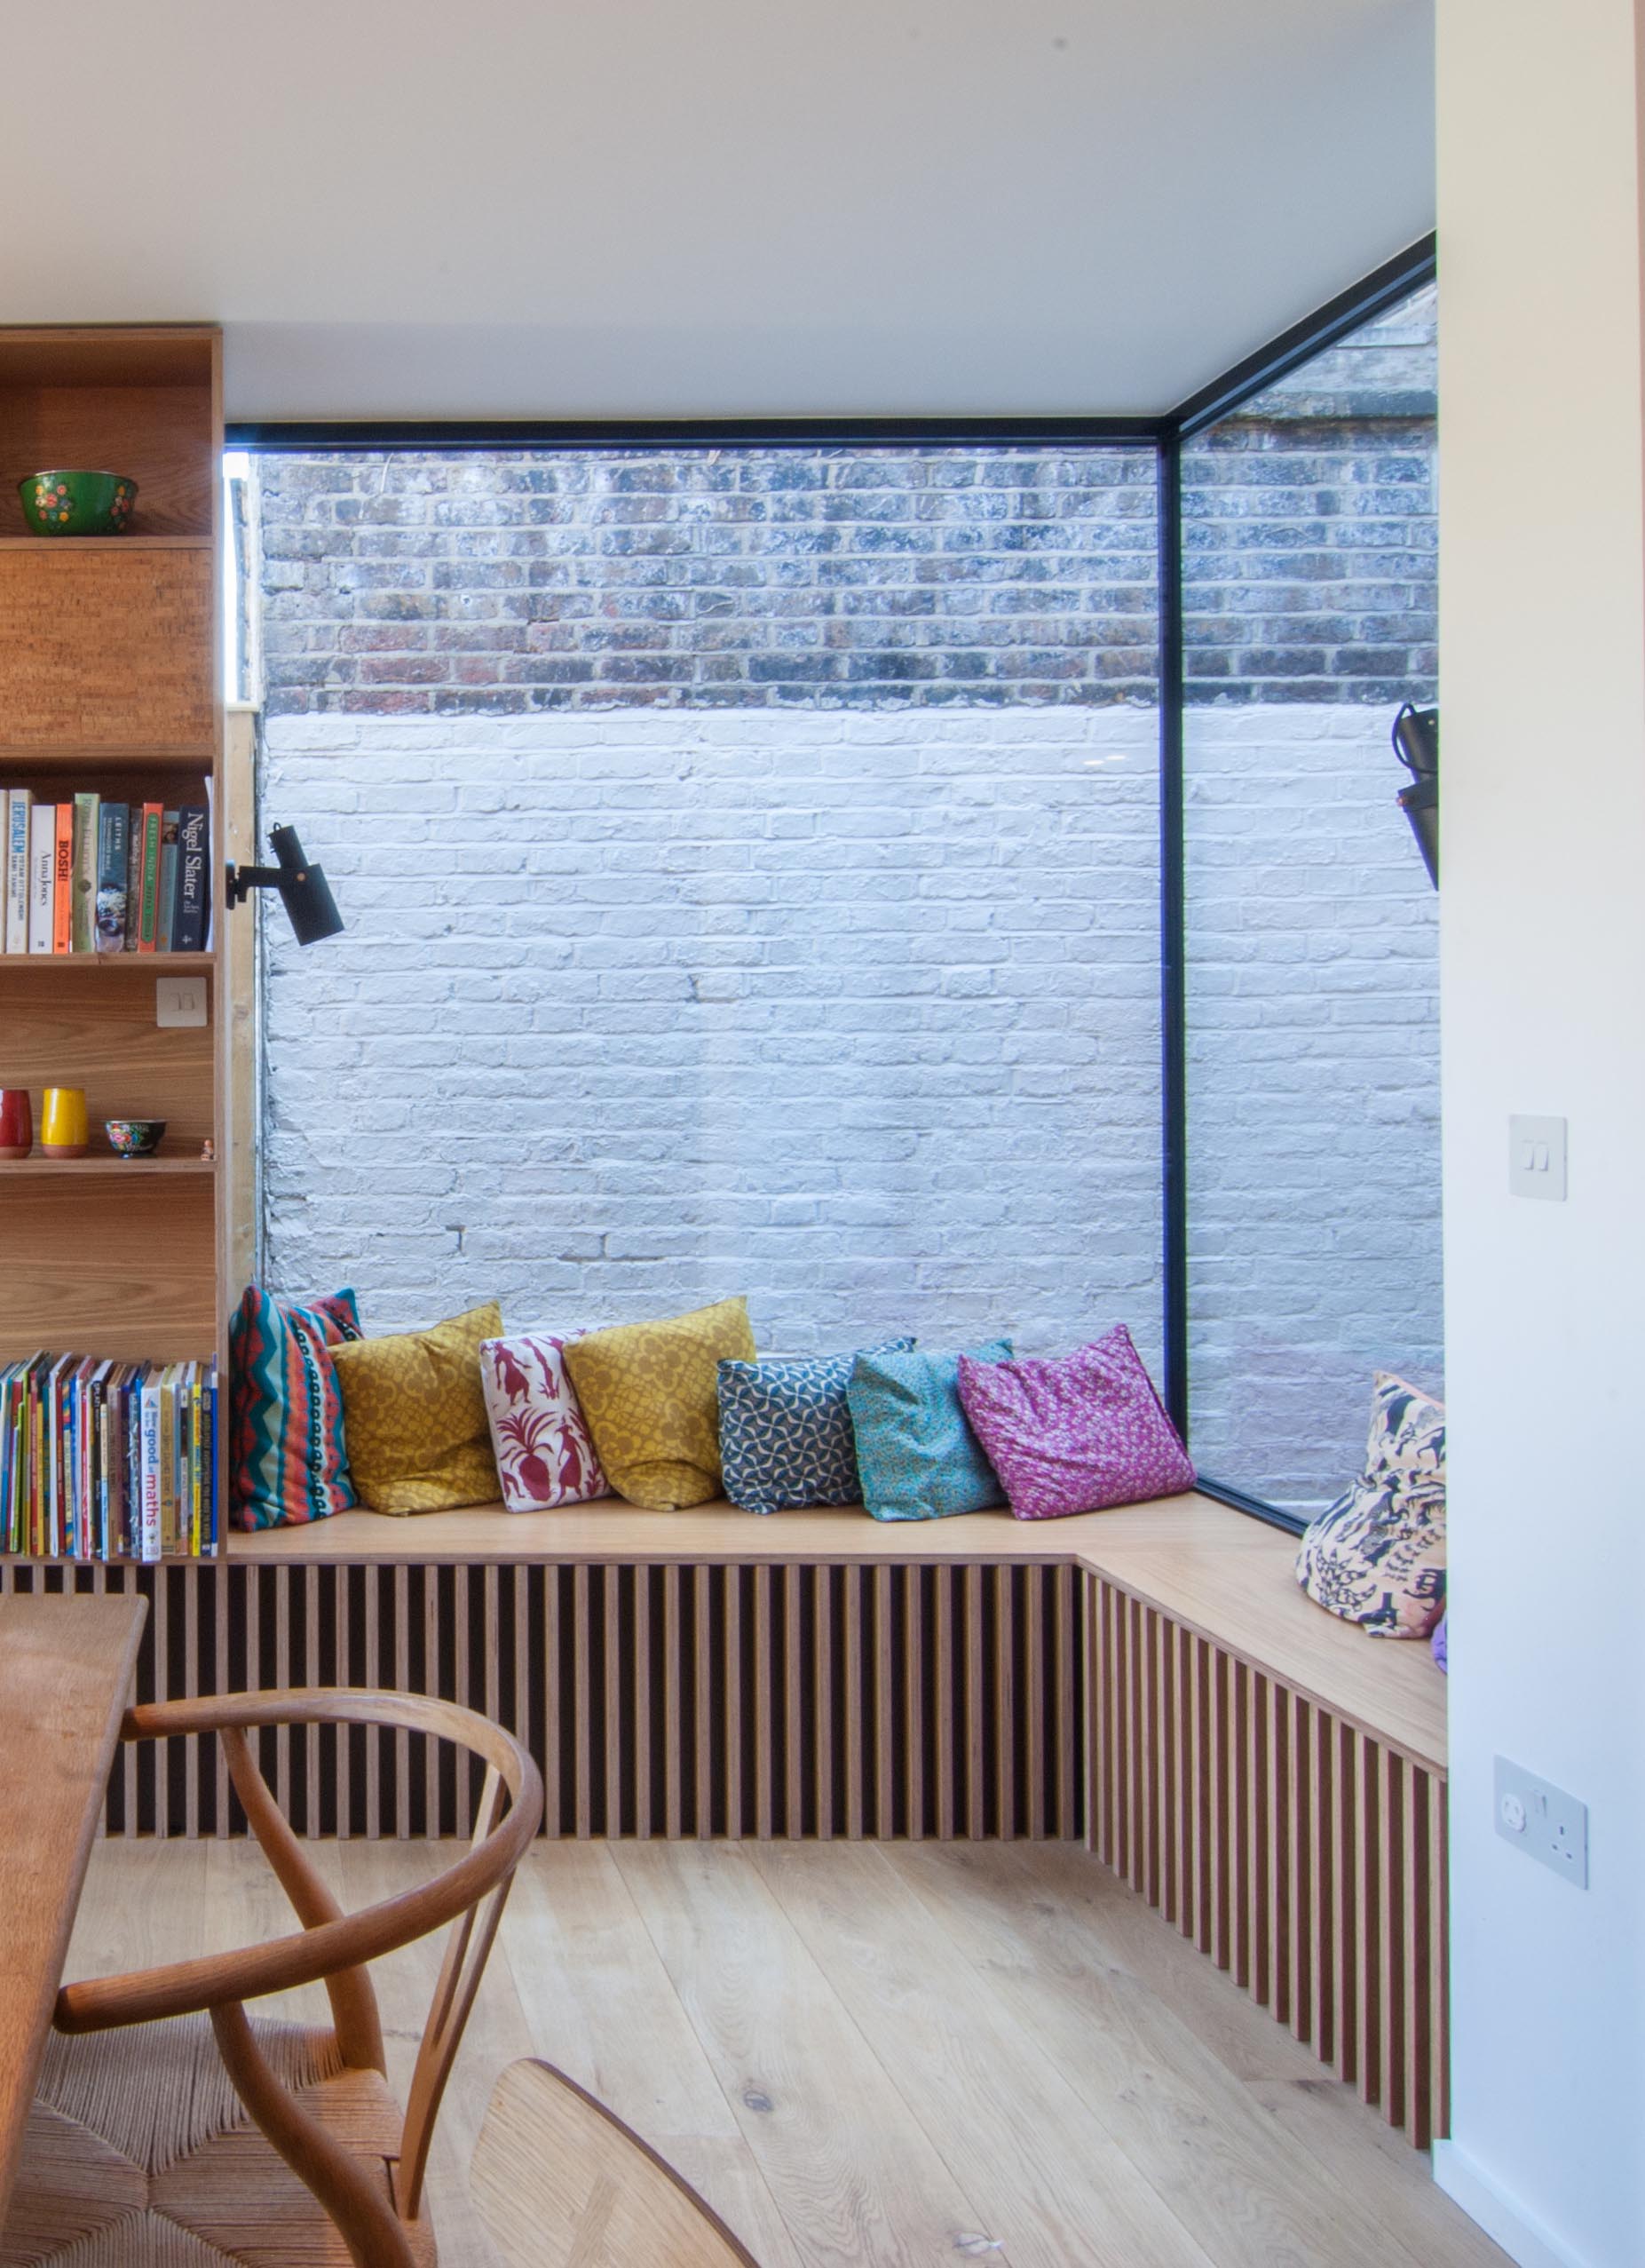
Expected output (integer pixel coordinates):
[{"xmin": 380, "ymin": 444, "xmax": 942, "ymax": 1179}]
[{"xmin": 478, "ymin": 1332, "xmax": 612, "ymax": 1511}]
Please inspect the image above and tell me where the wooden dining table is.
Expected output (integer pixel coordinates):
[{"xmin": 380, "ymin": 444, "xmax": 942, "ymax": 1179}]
[{"xmin": 0, "ymin": 1589, "xmax": 147, "ymax": 2224}]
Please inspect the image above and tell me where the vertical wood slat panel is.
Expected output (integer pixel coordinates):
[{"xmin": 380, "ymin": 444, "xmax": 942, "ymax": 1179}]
[
  {"xmin": 1083, "ymin": 1572, "xmax": 1444, "ymax": 2150},
  {"xmin": 874, "ymin": 1566, "xmax": 896, "ymax": 1839},
  {"xmin": 83, "ymin": 1551, "xmax": 1078, "ymax": 1860}
]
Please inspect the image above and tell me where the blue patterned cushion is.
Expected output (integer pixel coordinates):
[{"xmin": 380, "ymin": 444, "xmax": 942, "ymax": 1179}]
[
  {"xmin": 848, "ymin": 1340, "xmax": 1013, "ymax": 1521},
  {"xmin": 717, "ymin": 1341, "xmax": 913, "ymax": 1515}
]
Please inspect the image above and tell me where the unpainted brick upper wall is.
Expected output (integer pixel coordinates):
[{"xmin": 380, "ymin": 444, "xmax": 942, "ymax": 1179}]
[{"xmin": 253, "ymin": 289, "xmax": 1435, "ymax": 717}]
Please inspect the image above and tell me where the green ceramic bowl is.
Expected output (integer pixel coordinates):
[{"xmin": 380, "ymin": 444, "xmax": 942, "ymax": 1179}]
[{"xmin": 20, "ymin": 469, "xmax": 138, "ymax": 536}]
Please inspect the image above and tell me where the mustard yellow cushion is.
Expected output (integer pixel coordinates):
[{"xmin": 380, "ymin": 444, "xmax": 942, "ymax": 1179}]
[
  {"xmin": 563, "ymin": 1297, "xmax": 755, "ymax": 1511},
  {"xmin": 329, "ymin": 1302, "xmax": 503, "ymax": 1514}
]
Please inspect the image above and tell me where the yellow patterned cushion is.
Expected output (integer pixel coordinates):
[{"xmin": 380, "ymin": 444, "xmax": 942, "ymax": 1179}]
[
  {"xmin": 329, "ymin": 1302, "xmax": 503, "ymax": 1514},
  {"xmin": 563, "ymin": 1297, "xmax": 755, "ymax": 1511}
]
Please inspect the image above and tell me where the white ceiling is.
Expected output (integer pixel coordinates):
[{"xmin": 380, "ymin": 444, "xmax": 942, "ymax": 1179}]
[{"xmin": 0, "ymin": 0, "xmax": 1434, "ymax": 423}]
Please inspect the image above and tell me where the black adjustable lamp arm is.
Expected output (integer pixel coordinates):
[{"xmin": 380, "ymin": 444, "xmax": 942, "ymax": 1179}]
[{"xmin": 225, "ymin": 860, "xmax": 284, "ymax": 905}]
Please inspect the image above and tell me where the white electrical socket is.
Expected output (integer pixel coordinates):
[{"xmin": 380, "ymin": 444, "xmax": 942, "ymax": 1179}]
[
  {"xmin": 1495, "ymin": 1756, "xmax": 1588, "ymax": 1888},
  {"xmin": 156, "ymin": 978, "xmax": 208, "ymax": 1029}
]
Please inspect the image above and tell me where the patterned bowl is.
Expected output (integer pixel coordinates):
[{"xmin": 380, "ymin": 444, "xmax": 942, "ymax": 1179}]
[
  {"xmin": 105, "ymin": 1118, "xmax": 166, "ymax": 1159},
  {"xmin": 20, "ymin": 469, "xmax": 138, "ymax": 536}
]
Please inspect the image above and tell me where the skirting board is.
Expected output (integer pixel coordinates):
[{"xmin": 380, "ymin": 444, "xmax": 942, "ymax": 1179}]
[{"xmin": 1434, "ymin": 2142, "xmax": 1591, "ymax": 2268}]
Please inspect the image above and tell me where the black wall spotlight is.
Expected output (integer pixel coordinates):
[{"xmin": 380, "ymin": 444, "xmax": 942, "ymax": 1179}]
[
  {"xmin": 1392, "ymin": 703, "xmax": 1439, "ymax": 888},
  {"xmin": 225, "ymin": 824, "xmax": 344, "ymax": 946}
]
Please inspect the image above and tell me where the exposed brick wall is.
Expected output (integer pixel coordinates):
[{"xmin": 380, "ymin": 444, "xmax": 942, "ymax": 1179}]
[
  {"xmin": 1182, "ymin": 286, "xmax": 1437, "ymax": 708},
  {"xmin": 257, "ymin": 448, "xmax": 1161, "ymax": 716}
]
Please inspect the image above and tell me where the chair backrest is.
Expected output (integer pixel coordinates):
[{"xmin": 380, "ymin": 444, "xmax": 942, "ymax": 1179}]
[
  {"xmin": 55, "ymin": 1685, "xmax": 543, "ymax": 2252},
  {"xmin": 471, "ymin": 2058, "xmax": 760, "ymax": 2267}
]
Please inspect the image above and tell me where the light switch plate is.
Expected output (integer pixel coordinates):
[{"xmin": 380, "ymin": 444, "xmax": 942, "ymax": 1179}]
[
  {"xmin": 155, "ymin": 977, "xmax": 209, "ymax": 1029},
  {"xmin": 1495, "ymin": 1756, "xmax": 1588, "ymax": 1888},
  {"xmin": 1509, "ymin": 1114, "xmax": 1567, "ymax": 1201}
]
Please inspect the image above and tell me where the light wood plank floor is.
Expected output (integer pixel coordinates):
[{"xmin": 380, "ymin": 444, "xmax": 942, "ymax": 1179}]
[{"xmin": 67, "ymin": 1840, "xmax": 1507, "ymax": 2268}]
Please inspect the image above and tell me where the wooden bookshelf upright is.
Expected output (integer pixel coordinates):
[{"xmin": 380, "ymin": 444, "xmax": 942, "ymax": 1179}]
[{"xmin": 0, "ymin": 325, "xmax": 226, "ymax": 1553}]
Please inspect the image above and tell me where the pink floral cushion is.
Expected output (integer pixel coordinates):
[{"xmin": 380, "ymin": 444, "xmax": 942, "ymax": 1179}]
[
  {"xmin": 478, "ymin": 1333, "xmax": 611, "ymax": 1511},
  {"xmin": 956, "ymin": 1325, "xmax": 1195, "ymax": 1519}
]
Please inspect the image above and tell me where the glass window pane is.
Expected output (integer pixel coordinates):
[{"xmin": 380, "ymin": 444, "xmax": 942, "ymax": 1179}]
[
  {"xmin": 252, "ymin": 444, "xmax": 1167, "ymax": 1371},
  {"xmin": 1182, "ymin": 286, "xmax": 1441, "ymax": 1516}
]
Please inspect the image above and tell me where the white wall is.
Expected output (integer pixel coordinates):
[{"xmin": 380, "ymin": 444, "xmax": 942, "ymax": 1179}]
[{"xmin": 1436, "ymin": 5, "xmax": 1645, "ymax": 2263}]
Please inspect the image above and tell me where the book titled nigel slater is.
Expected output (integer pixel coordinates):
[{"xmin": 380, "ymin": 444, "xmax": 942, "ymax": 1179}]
[{"xmin": 173, "ymin": 806, "xmax": 209, "ymax": 953}]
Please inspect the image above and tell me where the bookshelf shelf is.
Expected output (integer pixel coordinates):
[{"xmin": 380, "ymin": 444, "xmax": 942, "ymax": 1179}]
[
  {"xmin": 0, "ymin": 322, "xmax": 226, "ymax": 1563},
  {"xmin": 0, "ymin": 1158, "xmax": 216, "ymax": 1179},
  {"xmin": 0, "ymin": 747, "xmax": 217, "ymax": 776},
  {"xmin": 0, "ymin": 953, "xmax": 213, "ymax": 973},
  {"xmin": 0, "ymin": 536, "xmax": 213, "ymax": 553}
]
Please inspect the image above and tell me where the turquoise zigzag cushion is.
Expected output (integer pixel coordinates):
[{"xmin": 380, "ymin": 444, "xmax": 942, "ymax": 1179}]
[
  {"xmin": 717, "ymin": 1341, "xmax": 913, "ymax": 1515},
  {"xmin": 229, "ymin": 1284, "xmax": 363, "ymax": 1531},
  {"xmin": 848, "ymin": 1340, "xmax": 1014, "ymax": 1522}
]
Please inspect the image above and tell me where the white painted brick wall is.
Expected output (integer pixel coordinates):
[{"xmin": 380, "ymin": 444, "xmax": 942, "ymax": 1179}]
[
  {"xmin": 260, "ymin": 709, "xmax": 1167, "ymax": 1378},
  {"xmin": 259, "ymin": 702, "xmax": 1441, "ymax": 1514},
  {"xmin": 1184, "ymin": 705, "xmax": 1443, "ymax": 1511}
]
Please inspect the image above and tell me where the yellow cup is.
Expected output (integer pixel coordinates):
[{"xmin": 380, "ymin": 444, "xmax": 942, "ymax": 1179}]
[{"xmin": 40, "ymin": 1086, "xmax": 89, "ymax": 1160}]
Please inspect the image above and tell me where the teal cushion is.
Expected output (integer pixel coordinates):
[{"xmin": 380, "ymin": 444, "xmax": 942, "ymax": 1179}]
[{"xmin": 847, "ymin": 1340, "xmax": 1012, "ymax": 1521}]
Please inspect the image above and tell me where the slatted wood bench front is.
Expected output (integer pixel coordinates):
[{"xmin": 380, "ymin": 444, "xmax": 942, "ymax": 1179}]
[{"xmin": 0, "ymin": 1493, "xmax": 1447, "ymax": 2144}]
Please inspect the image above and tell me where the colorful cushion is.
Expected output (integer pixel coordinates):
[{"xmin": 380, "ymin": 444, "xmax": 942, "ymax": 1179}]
[
  {"xmin": 563, "ymin": 1297, "xmax": 755, "ymax": 1511},
  {"xmin": 1295, "ymin": 1374, "xmax": 1446, "ymax": 1638},
  {"xmin": 718, "ymin": 1339, "xmax": 913, "ymax": 1516},
  {"xmin": 228, "ymin": 1285, "xmax": 363, "ymax": 1532},
  {"xmin": 956, "ymin": 1324, "xmax": 1194, "ymax": 1519},
  {"xmin": 1432, "ymin": 1611, "xmax": 1448, "ymax": 1672},
  {"xmin": 847, "ymin": 1340, "xmax": 1012, "ymax": 1521},
  {"xmin": 328, "ymin": 1302, "xmax": 503, "ymax": 1515},
  {"xmin": 479, "ymin": 1332, "xmax": 610, "ymax": 1511}
]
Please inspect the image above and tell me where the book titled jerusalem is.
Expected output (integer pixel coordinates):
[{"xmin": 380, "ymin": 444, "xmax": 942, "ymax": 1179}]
[
  {"xmin": 96, "ymin": 803, "xmax": 130, "ymax": 953},
  {"xmin": 4, "ymin": 789, "xmax": 31, "ymax": 956}
]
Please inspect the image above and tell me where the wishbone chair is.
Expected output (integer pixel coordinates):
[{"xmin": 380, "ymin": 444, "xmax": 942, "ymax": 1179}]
[{"xmin": 3, "ymin": 1686, "xmax": 543, "ymax": 2268}]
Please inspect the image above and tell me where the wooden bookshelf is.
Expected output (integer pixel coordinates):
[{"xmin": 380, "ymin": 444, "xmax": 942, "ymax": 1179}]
[
  {"xmin": 0, "ymin": 325, "xmax": 226, "ymax": 1551},
  {"xmin": 0, "ymin": 953, "xmax": 214, "ymax": 973}
]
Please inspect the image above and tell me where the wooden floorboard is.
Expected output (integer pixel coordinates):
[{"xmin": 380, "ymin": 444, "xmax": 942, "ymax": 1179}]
[{"xmin": 61, "ymin": 1841, "xmax": 1506, "ymax": 2268}]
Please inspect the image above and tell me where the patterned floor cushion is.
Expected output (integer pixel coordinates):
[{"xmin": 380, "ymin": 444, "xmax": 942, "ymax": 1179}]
[{"xmin": 1295, "ymin": 1372, "xmax": 1446, "ymax": 1638}]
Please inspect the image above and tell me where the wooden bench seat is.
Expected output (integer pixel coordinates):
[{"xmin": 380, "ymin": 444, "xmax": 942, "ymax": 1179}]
[
  {"xmin": 4, "ymin": 1487, "xmax": 1448, "ymax": 2145},
  {"xmin": 235, "ymin": 1490, "xmax": 1444, "ymax": 1772}
]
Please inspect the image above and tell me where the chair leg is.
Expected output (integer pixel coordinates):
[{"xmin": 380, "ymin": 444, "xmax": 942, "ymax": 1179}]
[{"xmin": 210, "ymin": 2001, "xmax": 422, "ymax": 2268}]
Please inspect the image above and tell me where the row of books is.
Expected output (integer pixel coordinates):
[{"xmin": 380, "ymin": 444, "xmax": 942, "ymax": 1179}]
[
  {"xmin": 0, "ymin": 1354, "xmax": 219, "ymax": 1561},
  {"xmin": 1, "ymin": 789, "xmax": 211, "ymax": 956}
]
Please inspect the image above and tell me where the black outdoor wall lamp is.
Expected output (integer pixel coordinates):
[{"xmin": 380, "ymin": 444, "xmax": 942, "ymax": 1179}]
[
  {"xmin": 225, "ymin": 823, "xmax": 344, "ymax": 945},
  {"xmin": 1392, "ymin": 703, "xmax": 1439, "ymax": 888}
]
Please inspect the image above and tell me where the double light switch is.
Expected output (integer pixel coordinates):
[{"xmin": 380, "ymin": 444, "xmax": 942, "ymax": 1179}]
[{"xmin": 1509, "ymin": 1114, "xmax": 1567, "ymax": 1201}]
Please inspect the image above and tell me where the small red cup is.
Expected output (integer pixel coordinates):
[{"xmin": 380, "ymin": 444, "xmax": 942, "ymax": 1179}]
[{"xmin": 0, "ymin": 1089, "xmax": 33, "ymax": 1161}]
